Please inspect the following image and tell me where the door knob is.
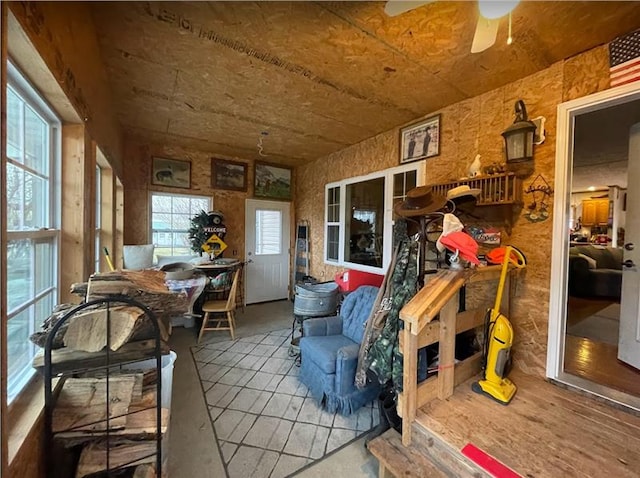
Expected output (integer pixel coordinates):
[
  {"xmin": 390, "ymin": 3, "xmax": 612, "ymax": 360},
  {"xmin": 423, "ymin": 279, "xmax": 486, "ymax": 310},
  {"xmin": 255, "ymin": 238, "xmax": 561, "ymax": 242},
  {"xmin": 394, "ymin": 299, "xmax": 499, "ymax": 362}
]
[
  {"xmin": 622, "ymin": 259, "xmax": 636, "ymax": 268},
  {"xmin": 624, "ymin": 243, "xmax": 635, "ymax": 251}
]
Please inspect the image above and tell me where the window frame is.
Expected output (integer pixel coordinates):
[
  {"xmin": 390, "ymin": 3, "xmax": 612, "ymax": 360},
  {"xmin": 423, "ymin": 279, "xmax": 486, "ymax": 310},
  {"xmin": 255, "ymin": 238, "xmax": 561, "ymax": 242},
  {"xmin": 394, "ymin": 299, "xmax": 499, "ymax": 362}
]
[
  {"xmin": 5, "ymin": 61, "xmax": 62, "ymax": 403},
  {"xmin": 324, "ymin": 162, "xmax": 424, "ymax": 274},
  {"xmin": 95, "ymin": 164, "xmax": 102, "ymax": 272},
  {"xmin": 149, "ymin": 191, "xmax": 212, "ymax": 257}
]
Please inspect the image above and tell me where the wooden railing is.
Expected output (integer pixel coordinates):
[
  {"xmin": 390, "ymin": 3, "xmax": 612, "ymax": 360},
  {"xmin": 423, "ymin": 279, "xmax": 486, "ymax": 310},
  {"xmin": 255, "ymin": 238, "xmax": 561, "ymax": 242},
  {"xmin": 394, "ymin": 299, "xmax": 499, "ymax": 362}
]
[{"xmin": 397, "ymin": 265, "xmax": 515, "ymax": 446}]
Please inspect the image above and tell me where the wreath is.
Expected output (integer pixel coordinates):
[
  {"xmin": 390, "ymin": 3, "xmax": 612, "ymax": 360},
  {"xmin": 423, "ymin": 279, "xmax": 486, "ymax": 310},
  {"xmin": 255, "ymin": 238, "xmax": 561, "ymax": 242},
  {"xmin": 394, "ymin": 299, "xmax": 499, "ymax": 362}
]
[
  {"xmin": 188, "ymin": 210, "xmax": 213, "ymax": 254},
  {"xmin": 188, "ymin": 210, "xmax": 226, "ymax": 254}
]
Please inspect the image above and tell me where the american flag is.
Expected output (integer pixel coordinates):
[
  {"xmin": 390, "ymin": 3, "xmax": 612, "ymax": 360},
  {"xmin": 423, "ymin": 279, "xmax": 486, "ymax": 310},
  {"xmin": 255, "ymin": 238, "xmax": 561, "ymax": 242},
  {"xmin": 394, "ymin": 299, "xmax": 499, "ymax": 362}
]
[{"xmin": 609, "ymin": 29, "xmax": 640, "ymax": 88}]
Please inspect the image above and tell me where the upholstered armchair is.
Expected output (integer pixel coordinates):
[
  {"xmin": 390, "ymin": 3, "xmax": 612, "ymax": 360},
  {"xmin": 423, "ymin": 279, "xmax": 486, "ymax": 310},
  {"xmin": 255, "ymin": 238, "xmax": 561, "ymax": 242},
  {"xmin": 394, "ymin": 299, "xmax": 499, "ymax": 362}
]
[{"xmin": 299, "ymin": 285, "xmax": 380, "ymax": 415}]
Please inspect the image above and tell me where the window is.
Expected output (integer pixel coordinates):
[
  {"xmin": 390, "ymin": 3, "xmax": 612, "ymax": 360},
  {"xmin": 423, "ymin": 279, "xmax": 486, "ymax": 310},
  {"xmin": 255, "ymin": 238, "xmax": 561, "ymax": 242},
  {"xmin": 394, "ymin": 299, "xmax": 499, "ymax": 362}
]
[
  {"xmin": 95, "ymin": 164, "xmax": 102, "ymax": 272},
  {"xmin": 5, "ymin": 62, "xmax": 61, "ymax": 402},
  {"xmin": 324, "ymin": 163, "xmax": 423, "ymax": 273},
  {"xmin": 151, "ymin": 192, "xmax": 211, "ymax": 256},
  {"xmin": 255, "ymin": 209, "xmax": 282, "ymax": 255},
  {"xmin": 326, "ymin": 186, "xmax": 340, "ymax": 262}
]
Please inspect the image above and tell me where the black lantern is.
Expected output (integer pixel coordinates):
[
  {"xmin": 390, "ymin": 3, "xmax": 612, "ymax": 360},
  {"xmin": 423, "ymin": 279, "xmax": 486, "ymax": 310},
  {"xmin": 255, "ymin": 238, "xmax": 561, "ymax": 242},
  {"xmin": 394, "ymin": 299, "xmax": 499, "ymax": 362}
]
[{"xmin": 502, "ymin": 100, "xmax": 537, "ymax": 163}]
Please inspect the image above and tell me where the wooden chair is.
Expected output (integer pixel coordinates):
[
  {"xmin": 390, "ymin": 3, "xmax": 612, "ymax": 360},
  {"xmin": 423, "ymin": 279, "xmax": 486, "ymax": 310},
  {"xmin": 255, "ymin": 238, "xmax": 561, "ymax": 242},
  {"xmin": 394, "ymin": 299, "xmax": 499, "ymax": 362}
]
[
  {"xmin": 235, "ymin": 261, "xmax": 246, "ymax": 313},
  {"xmin": 199, "ymin": 267, "xmax": 241, "ymax": 343}
]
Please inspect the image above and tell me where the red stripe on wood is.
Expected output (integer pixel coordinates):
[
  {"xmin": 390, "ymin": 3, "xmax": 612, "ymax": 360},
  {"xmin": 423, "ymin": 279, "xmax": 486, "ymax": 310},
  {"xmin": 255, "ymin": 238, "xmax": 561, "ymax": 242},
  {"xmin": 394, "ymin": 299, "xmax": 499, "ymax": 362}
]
[{"xmin": 461, "ymin": 443, "xmax": 522, "ymax": 478}]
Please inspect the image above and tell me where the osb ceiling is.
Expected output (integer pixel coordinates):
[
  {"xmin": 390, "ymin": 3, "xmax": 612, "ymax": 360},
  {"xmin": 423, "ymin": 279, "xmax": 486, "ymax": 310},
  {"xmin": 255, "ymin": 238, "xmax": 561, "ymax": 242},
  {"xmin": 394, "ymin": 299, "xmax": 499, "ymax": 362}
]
[{"xmin": 91, "ymin": 1, "xmax": 640, "ymax": 166}]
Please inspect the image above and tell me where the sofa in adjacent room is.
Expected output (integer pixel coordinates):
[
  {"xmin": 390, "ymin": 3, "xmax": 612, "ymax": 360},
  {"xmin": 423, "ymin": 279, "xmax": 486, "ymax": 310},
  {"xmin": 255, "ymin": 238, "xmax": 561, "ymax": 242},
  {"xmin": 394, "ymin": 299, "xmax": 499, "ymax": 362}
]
[{"xmin": 568, "ymin": 245, "xmax": 623, "ymax": 299}]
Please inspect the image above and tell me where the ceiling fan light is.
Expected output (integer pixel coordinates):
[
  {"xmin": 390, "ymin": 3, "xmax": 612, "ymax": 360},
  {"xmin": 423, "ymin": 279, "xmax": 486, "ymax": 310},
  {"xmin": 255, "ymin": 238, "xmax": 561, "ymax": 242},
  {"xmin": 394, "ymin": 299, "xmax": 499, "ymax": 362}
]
[{"xmin": 478, "ymin": 0, "xmax": 520, "ymax": 20}]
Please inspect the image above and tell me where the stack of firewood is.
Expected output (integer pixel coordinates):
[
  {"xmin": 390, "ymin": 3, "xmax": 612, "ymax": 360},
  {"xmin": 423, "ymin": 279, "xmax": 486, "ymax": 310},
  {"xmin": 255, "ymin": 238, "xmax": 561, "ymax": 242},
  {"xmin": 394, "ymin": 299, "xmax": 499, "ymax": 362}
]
[
  {"xmin": 30, "ymin": 270, "xmax": 183, "ymax": 478},
  {"xmin": 32, "ymin": 270, "xmax": 189, "ymax": 353},
  {"xmin": 52, "ymin": 368, "xmax": 168, "ymax": 477}
]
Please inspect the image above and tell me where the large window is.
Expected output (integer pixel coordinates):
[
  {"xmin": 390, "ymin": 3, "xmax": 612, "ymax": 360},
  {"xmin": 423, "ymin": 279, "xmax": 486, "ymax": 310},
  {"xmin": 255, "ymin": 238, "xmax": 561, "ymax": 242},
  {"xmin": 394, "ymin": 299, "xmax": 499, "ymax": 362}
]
[
  {"xmin": 324, "ymin": 163, "xmax": 422, "ymax": 273},
  {"xmin": 5, "ymin": 62, "xmax": 61, "ymax": 402},
  {"xmin": 95, "ymin": 164, "xmax": 102, "ymax": 272},
  {"xmin": 151, "ymin": 193, "xmax": 211, "ymax": 256}
]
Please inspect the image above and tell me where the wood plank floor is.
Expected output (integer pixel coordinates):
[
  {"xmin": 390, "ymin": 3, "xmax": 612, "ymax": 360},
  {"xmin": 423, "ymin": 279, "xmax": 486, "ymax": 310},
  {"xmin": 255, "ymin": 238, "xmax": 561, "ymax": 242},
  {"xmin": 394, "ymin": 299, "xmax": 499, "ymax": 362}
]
[
  {"xmin": 416, "ymin": 369, "xmax": 640, "ymax": 478},
  {"xmin": 566, "ymin": 296, "xmax": 617, "ymax": 327},
  {"xmin": 564, "ymin": 334, "xmax": 640, "ymax": 397}
]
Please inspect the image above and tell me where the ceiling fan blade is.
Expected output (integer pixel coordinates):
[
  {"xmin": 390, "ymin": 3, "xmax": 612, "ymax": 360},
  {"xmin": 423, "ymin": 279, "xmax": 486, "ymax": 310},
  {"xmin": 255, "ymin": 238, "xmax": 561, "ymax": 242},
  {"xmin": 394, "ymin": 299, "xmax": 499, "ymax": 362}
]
[
  {"xmin": 384, "ymin": 1, "xmax": 435, "ymax": 17},
  {"xmin": 470, "ymin": 16, "xmax": 500, "ymax": 53}
]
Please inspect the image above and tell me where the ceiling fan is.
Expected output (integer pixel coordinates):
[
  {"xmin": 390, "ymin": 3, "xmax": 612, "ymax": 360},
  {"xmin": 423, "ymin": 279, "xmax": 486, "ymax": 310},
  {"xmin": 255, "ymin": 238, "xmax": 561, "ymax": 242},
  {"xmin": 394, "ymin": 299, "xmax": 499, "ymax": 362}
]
[{"xmin": 383, "ymin": 1, "xmax": 520, "ymax": 53}]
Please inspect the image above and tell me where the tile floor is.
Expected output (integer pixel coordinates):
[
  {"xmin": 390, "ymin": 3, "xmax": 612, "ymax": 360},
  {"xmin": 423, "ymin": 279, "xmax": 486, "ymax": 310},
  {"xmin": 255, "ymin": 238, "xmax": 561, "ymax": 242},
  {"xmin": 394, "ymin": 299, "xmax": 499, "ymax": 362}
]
[
  {"xmin": 192, "ymin": 328, "xmax": 379, "ymax": 478},
  {"xmin": 168, "ymin": 300, "xmax": 379, "ymax": 478}
]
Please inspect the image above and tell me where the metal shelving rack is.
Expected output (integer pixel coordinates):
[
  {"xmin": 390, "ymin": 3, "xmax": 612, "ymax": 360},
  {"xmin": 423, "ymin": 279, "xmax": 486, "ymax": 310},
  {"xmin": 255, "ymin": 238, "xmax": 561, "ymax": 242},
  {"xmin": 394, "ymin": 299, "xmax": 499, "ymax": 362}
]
[{"xmin": 43, "ymin": 296, "xmax": 164, "ymax": 477}]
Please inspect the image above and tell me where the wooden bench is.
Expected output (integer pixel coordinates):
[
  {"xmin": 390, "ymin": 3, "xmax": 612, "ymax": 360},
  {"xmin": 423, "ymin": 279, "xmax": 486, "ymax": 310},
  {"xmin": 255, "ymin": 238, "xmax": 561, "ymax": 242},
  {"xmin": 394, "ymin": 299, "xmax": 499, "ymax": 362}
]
[{"xmin": 367, "ymin": 428, "xmax": 447, "ymax": 478}]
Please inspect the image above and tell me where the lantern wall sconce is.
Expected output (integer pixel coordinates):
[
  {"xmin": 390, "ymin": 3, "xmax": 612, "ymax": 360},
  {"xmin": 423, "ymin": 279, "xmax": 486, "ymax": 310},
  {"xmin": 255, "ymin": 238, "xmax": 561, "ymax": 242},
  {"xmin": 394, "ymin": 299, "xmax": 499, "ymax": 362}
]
[{"xmin": 502, "ymin": 99, "xmax": 537, "ymax": 163}]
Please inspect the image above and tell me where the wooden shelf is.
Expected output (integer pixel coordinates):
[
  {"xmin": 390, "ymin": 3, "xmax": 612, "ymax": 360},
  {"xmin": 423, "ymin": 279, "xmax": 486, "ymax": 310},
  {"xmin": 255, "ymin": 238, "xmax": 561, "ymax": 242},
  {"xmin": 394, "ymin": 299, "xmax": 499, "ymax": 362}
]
[{"xmin": 431, "ymin": 172, "xmax": 522, "ymax": 206}]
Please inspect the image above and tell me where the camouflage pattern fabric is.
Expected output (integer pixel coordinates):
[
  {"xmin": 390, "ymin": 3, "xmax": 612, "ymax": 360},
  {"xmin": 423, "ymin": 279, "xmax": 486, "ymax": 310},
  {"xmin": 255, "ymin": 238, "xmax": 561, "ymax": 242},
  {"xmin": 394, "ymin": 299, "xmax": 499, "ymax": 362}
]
[
  {"xmin": 368, "ymin": 234, "xmax": 419, "ymax": 390},
  {"xmin": 354, "ymin": 246, "xmax": 397, "ymax": 389}
]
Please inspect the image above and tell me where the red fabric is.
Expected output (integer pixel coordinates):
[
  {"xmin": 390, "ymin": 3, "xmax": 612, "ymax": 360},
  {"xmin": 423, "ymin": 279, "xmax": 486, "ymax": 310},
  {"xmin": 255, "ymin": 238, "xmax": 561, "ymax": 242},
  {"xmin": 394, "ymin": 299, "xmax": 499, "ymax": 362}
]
[
  {"xmin": 486, "ymin": 247, "xmax": 520, "ymax": 265},
  {"xmin": 461, "ymin": 443, "xmax": 522, "ymax": 478},
  {"xmin": 439, "ymin": 231, "xmax": 480, "ymax": 264}
]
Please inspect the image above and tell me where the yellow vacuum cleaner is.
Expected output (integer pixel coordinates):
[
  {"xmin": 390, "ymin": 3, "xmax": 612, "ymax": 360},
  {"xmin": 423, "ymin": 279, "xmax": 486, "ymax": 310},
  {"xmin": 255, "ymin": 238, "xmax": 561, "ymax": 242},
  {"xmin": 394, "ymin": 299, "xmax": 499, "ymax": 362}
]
[{"xmin": 472, "ymin": 246, "xmax": 526, "ymax": 404}]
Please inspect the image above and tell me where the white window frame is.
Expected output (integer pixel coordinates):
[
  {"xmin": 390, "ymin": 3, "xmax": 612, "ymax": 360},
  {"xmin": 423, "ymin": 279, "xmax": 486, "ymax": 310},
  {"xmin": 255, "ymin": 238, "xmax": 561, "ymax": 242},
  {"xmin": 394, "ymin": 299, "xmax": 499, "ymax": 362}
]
[
  {"xmin": 5, "ymin": 61, "xmax": 61, "ymax": 402},
  {"xmin": 149, "ymin": 192, "xmax": 212, "ymax": 257},
  {"xmin": 95, "ymin": 164, "xmax": 102, "ymax": 272},
  {"xmin": 324, "ymin": 162, "xmax": 424, "ymax": 274}
]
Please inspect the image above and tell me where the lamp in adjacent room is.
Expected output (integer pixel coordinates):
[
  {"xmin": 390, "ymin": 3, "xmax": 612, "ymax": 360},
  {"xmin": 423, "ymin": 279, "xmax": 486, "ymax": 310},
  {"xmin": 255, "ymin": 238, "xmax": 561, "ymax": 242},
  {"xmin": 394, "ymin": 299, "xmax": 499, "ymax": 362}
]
[{"xmin": 501, "ymin": 99, "xmax": 537, "ymax": 163}]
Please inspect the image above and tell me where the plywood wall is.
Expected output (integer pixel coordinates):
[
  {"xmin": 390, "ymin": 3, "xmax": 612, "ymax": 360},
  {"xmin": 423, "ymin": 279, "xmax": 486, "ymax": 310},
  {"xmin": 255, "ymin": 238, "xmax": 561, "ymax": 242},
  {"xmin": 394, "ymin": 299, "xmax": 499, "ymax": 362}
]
[
  {"xmin": 296, "ymin": 46, "xmax": 612, "ymax": 377},
  {"xmin": 123, "ymin": 140, "xmax": 273, "ymax": 263},
  {"xmin": 8, "ymin": 1, "xmax": 123, "ymax": 176}
]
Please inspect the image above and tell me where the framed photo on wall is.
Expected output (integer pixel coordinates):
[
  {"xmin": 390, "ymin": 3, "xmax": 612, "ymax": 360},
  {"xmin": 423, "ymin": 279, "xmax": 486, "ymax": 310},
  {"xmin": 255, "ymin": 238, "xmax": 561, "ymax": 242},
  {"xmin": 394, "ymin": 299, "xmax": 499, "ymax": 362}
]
[
  {"xmin": 254, "ymin": 162, "xmax": 292, "ymax": 200},
  {"xmin": 399, "ymin": 114, "xmax": 441, "ymax": 164},
  {"xmin": 212, "ymin": 158, "xmax": 248, "ymax": 192},
  {"xmin": 151, "ymin": 157, "xmax": 191, "ymax": 188}
]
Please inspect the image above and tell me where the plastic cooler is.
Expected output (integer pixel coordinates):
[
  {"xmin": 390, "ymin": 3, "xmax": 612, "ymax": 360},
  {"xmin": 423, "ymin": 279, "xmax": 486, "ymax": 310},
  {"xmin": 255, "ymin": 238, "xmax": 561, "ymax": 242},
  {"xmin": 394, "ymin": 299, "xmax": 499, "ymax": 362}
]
[{"xmin": 334, "ymin": 269, "xmax": 384, "ymax": 293}]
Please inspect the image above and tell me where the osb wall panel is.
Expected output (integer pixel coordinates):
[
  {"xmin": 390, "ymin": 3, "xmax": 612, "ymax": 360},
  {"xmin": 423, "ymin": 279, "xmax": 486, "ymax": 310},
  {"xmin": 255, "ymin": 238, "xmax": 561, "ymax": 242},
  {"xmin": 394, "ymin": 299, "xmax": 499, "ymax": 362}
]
[
  {"xmin": 8, "ymin": 1, "xmax": 123, "ymax": 176},
  {"xmin": 563, "ymin": 45, "xmax": 611, "ymax": 102},
  {"xmin": 123, "ymin": 140, "xmax": 262, "ymax": 263},
  {"xmin": 296, "ymin": 129, "xmax": 397, "ymax": 282},
  {"xmin": 297, "ymin": 47, "xmax": 610, "ymax": 377}
]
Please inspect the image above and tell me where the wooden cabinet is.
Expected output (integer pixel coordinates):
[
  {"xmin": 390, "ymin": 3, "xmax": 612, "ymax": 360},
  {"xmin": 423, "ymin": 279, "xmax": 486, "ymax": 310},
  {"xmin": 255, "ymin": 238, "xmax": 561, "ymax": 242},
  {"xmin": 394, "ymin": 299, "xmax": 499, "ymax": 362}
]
[
  {"xmin": 581, "ymin": 198, "xmax": 609, "ymax": 225},
  {"xmin": 431, "ymin": 172, "xmax": 522, "ymax": 206}
]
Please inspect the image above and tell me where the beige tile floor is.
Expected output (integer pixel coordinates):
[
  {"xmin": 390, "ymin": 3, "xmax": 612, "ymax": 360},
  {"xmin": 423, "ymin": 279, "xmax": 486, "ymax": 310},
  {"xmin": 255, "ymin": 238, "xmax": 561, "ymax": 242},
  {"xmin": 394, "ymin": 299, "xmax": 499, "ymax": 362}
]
[{"xmin": 168, "ymin": 300, "xmax": 378, "ymax": 477}]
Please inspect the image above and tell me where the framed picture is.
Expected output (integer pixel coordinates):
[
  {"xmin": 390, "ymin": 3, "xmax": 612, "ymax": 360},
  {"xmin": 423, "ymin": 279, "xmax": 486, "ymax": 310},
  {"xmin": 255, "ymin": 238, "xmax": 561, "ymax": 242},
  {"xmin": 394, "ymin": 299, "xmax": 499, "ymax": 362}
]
[
  {"xmin": 399, "ymin": 114, "xmax": 441, "ymax": 164},
  {"xmin": 254, "ymin": 162, "xmax": 292, "ymax": 200},
  {"xmin": 212, "ymin": 158, "xmax": 248, "ymax": 191},
  {"xmin": 151, "ymin": 157, "xmax": 191, "ymax": 188}
]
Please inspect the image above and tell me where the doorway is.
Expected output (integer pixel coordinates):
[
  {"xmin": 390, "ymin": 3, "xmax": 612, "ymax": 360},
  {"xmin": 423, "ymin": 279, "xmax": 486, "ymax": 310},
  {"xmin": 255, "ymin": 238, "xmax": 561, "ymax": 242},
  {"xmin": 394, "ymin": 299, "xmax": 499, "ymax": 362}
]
[
  {"xmin": 244, "ymin": 199, "xmax": 291, "ymax": 304},
  {"xmin": 548, "ymin": 83, "xmax": 640, "ymax": 409}
]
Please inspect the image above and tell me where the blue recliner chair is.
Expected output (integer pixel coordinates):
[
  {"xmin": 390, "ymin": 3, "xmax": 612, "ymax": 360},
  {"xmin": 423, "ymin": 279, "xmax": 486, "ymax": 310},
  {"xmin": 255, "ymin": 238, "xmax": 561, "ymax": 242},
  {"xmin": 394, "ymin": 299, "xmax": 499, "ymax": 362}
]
[{"xmin": 299, "ymin": 285, "xmax": 380, "ymax": 415}]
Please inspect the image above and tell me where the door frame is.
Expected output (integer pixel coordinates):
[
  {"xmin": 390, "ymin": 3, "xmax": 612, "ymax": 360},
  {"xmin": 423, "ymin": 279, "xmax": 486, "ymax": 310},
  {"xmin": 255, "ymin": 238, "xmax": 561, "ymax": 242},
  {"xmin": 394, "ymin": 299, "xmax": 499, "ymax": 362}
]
[
  {"xmin": 244, "ymin": 198, "xmax": 291, "ymax": 304},
  {"xmin": 547, "ymin": 81, "xmax": 640, "ymax": 409}
]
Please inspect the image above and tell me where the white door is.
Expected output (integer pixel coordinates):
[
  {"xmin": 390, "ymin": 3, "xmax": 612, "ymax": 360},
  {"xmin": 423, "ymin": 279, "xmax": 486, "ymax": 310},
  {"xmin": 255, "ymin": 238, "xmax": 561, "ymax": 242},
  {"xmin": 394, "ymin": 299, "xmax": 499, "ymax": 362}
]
[
  {"xmin": 245, "ymin": 199, "xmax": 291, "ymax": 304},
  {"xmin": 619, "ymin": 122, "xmax": 640, "ymax": 370}
]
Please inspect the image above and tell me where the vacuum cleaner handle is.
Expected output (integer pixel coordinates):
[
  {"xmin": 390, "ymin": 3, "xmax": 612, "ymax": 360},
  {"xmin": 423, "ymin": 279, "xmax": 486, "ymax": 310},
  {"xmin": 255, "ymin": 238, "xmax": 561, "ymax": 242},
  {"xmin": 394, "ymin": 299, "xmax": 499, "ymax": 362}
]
[{"xmin": 507, "ymin": 246, "xmax": 527, "ymax": 268}]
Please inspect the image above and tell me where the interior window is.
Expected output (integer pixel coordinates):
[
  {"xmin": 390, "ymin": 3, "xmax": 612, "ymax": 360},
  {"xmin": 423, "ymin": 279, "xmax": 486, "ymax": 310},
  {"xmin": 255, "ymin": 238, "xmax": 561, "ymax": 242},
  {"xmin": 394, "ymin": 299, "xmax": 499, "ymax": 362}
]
[
  {"xmin": 326, "ymin": 186, "xmax": 340, "ymax": 262},
  {"xmin": 324, "ymin": 163, "xmax": 422, "ymax": 272},
  {"xmin": 255, "ymin": 209, "xmax": 282, "ymax": 255},
  {"xmin": 345, "ymin": 177, "xmax": 385, "ymax": 267}
]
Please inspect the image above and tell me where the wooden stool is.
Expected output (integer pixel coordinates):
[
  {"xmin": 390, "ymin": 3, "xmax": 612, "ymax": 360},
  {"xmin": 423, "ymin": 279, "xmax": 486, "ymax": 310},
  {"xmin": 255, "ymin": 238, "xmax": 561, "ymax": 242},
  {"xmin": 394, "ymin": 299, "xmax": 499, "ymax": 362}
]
[{"xmin": 199, "ymin": 268, "xmax": 240, "ymax": 343}]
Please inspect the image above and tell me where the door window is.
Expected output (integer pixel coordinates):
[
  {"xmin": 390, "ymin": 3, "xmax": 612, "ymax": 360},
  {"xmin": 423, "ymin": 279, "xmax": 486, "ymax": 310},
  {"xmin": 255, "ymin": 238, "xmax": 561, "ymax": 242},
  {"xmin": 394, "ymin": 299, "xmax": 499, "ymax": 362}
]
[{"xmin": 255, "ymin": 209, "xmax": 282, "ymax": 255}]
